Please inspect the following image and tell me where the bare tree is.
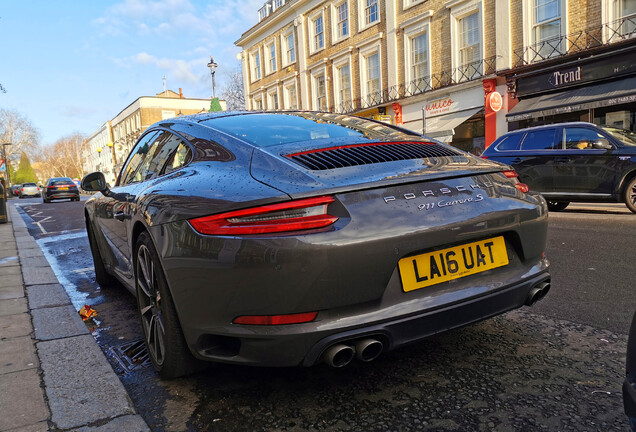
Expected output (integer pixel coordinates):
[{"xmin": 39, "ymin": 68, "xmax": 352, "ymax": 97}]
[
  {"xmin": 220, "ymin": 64, "xmax": 245, "ymax": 111},
  {"xmin": 32, "ymin": 146, "xmax": 59, "ymax": 182},
  {"xmin": 0, "ymin": 109, "xmax": 40, "ymax": 162},
  {"xmin": 34, "ymin": 133, "xmax": 88, "ymax": 180}
]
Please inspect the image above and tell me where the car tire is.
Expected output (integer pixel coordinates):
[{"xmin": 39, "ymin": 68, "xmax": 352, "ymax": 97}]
[
  {"xmin": 547, "ymin": 201, "xmax": 569, "ymax": 212},
  {"xmin": 86, "ymin": 222, "xmax": 116, "ymax": 288},
  {"xmin": 135, "ymin": 231, "xmax": 202, "ymax": 379},
  {"xmin": 624, "ymin": 177, "xmax": 636, "ymax": 214}
]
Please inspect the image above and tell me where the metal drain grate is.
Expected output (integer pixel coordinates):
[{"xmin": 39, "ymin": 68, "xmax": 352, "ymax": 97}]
[{"xmin": 108, "ymin": 339, "xmax": 152, "ymax": 373}]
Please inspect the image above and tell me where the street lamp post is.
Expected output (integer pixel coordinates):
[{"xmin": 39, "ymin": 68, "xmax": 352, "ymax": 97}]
[
  {"xmin": 207, "ymin": 56, "xmax": 218, "ymax": 99},
  {"xmin": 2, "ymin": 143, "xmax": 11, "ymax": 186}
]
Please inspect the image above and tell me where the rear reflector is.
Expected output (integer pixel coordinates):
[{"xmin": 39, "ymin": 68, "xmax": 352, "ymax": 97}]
[
  {"xmin": 189, "ymin": 196, "xmax": 338, "ymax": 235},
  {"xmin": 233, "ymin": 312, "xmax": 318, "ymax": 325}
]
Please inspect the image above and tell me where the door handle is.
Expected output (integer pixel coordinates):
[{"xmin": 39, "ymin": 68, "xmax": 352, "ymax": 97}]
[{"xmin": 114, "ymin": 212, "xmax": 126, "ymax": 221}]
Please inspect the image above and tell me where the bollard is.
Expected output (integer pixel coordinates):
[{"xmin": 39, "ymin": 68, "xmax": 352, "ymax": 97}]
[{"xmin": 0, "ymin": 180, "xmax": 6, "ymax": 224}]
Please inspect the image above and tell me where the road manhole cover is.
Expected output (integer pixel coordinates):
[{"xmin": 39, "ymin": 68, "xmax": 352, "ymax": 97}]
[{"xmin": 108, "ymin": 339, "xmax": 152, "ymax": 374}]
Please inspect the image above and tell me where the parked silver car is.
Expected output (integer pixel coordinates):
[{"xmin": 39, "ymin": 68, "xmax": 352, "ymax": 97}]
[{"xmin": 18, "ymin": 183, "xmax": 40, "ymax": 198}]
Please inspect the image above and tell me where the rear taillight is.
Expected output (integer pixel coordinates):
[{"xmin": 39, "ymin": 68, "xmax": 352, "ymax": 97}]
[
  {"xmin": 502, "ymin": 170, "xmax": 529, "ymax": 193},
  {"xmin": 233, "ymin": 311, "xmax": 318, "ymax": 325},
  {"xmin": 480, "ymin": 155, "xmax": 488, "ymax": 159},
  {"xmin": 189, "ymin": 196, "xmax": 338, "ymax": 235}
]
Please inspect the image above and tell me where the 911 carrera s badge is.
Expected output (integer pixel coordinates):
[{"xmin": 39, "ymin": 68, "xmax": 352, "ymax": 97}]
[
  {"xmin": 417, "ymin": 194, "xmax": 484, "ymax": 211},
  {"xmin": 383, "ymin": 183, "xmax": 488, "ymax": 210}
]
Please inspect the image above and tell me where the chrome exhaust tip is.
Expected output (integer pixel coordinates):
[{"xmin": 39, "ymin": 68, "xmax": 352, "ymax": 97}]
[
  {"xmin": 354, "ymin": 338, "xmax": 383, "ymax": 362},
  {"xmin": 322, "ymin": 344, "xmax": 355, "ymax": 368}
]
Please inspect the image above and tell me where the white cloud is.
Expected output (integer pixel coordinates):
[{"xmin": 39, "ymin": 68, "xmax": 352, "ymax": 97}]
[
  {"xmin": 94, "ymin": 0, "xmax": 261, "ymax": 39},
  {"xmin": 115, "ymin": 52, "xmax": 205, "ymax": 85}
]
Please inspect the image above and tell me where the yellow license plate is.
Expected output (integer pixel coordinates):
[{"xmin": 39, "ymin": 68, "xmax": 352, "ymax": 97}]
[
  {"xmin": 398, "ymin": 236, "xmax": 509, "ymax": 292},
  {"xmin": 58, "ymin": 187, "xmax": 68, "ymax": 190}
]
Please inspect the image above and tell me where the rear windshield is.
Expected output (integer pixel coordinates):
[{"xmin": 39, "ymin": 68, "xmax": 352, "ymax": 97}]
[
  {"xmin": 23, "ymin": 183, "xmax": 37, "ymax": 187},
  {"xmin": 50, "ymin": 178, "xmax": 73, "ymax": 185},
  {"xmin": 602, "ymin": 126, "xmax": 636, "ymax": 146},
  {"xmin": 200, "ymin": 112, "xmax": 418, "ymax": 147}
]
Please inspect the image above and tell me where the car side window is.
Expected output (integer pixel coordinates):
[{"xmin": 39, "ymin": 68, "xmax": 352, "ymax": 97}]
[
  {"xmin": 564, "ymin": 127, "xmax": 606, "ymax": 150},
  {"xmin": 162, "ymin": 142, "xmax": 193, "ymax": 175},
  {"xmin": 128, "ymin": 132, "xmax": 176, "ymax": 183},
  {"xmin": 520, "ymin": 129, "xmax": 558, "ymax": 150},
  {"xmin": 143, "ymin": 133, "xmax": 191, "ymax": 179},
  {"xmin": 120, "ymin": 131, "xmax": 161, "ymax": 185},
  {"xmin": 496, "ymin": 133, "xmax": 524, "ymax": 151}
]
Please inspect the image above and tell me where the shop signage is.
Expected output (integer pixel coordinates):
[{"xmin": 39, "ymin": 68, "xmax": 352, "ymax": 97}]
[
  {"xmin": 425, "ymin": 97, "xmax": 455, "ymax": 117},
  {"xmin": 392, "ymin": 102, "xmax": 403, "ymax": 125},
  {"xmin": 515, "ymin": 47, "xmax": 636, "ymax": 97},
  {"xmin": 486, "ymin": 92, "xmax": 503, "ymax": 112},
  {"xmin": 552, "ymin": 67, "xmax": 582, "ymax": 87}
]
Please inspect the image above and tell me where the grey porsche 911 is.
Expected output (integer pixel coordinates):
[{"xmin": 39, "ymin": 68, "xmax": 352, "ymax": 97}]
[{"xmin": 82, "ymin": 111, "xmax": 551, "ymax": 378}]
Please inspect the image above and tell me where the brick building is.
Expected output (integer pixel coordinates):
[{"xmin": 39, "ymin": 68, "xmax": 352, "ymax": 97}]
[
  {"xmin": 235, "ymin": 0, "xmax": 636, "ymax": 153},
  {"xmin": 503, "ymin": 0, "xmax": 636, "ymax": 134}
]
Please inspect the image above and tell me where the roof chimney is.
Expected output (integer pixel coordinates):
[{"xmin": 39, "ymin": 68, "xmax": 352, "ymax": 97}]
[{"xmin": 179, "ymin": 88, "xmax": 183, "ymax": 98}]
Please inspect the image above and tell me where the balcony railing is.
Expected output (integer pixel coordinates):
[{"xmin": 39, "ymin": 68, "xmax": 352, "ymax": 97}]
[
  {"xmin": 332, "ymin": 56, "xmax": 498, "ymax": 114},
  {"xmin": 513, "ymin": 15, "xmax": 636, "ymax": 67}
]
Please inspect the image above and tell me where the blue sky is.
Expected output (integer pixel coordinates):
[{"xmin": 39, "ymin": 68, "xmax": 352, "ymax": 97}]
[{"xmin": 1, "ymin": 0, "xmax": 262, "ymax": 146}]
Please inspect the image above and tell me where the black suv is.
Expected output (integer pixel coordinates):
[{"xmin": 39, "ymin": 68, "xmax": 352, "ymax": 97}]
[{"xmin": 482, "ymin": 122, "xmax": 636, "ymax": 213}]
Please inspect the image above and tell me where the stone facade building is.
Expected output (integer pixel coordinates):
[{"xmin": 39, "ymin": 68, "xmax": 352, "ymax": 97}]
[
  {"xmin": 236, "ymin": 0, "xmax": 636, "ymax": 154},
  {"xmin": 83, "ymin": 90, "xmax": 218, "ymax": 183}
]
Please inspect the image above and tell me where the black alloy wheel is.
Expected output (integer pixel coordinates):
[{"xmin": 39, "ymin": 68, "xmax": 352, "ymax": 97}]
[
  {"xmin": 135, "ymin": 231, "xmax": 201, "ymax": 378},
  {"xmin": 625, "ymin": 177, "xmax": 636, "ymax": 214},
  {"xmin": 547, "ymin": 201, "xmax": 569, "ymax": 212}
]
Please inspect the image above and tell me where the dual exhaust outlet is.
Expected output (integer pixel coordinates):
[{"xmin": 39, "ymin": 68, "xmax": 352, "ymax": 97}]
[
  {"xmin": 323, "ymin": 280, "xmax": 550, "ymax": 366},
  {"xmin": 525, "ymin": 281, "xmax": 551, "ymax": 306},
  {"xmin": 322, "ymin": 338, "xmax": 384, "ymax": 368}
]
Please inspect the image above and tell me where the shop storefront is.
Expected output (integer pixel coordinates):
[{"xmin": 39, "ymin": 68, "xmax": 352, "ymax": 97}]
[
  {"xmin": 422, "ymin": 85, "xmax": 486, "ymax": 155},
  {"xmin": 506, "ymin": 44, "xmax": 636, "ymax": 132}
]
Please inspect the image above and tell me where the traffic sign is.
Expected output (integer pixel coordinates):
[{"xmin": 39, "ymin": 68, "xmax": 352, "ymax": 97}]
[{"xmin": 0, "ymin": 159, "xmax": 5, "ymax": 172}]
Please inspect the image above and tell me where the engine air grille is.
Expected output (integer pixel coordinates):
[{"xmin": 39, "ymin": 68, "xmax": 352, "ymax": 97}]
[{"xmin": 286, "ymin": 142, "xmax": 462, "ymax": 170}]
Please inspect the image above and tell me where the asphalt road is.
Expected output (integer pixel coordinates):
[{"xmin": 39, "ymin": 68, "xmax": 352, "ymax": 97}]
[{"xmin": 11, "ymin": 197, "xmax": 636, "ymax": 431}]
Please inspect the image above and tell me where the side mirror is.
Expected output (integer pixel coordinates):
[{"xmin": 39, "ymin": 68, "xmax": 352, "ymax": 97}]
[
  {"xmin": 82, "ymin": 172, "xmax": 109, "ymax": 193},
  {"xmin": 592, "ymin": 138, "xmax": 612, "ymax": 150}
]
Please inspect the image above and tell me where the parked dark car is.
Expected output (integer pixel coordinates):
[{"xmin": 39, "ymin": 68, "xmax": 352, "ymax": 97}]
[
  {"xmin": 625, "ymin": 310, "xmax": 636, "ymax": 431},
  {"xmin": 42, "ymin": 177, "xmax": 80, "ymax": 203},
  {"xmin": 10, "ymin": 184, "xmax": 21, "ymax": 197},
  {"xmin": 481, "ymin": 122, "xmax": 636, "ymax": 212},
  {"xmin": 82, "ymin": 111, "xmax": 551, "ymax": 378}
]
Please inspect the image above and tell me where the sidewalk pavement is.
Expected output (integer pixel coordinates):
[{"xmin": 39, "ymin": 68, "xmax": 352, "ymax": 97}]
[{"xmin": 0, "ymin": 200, "xmax": 150, "ymax": 432}]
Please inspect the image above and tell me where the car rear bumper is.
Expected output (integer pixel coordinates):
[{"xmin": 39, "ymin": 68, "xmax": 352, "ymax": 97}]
[
  {"xmin": 188, "ymin": 269, "xmax": 550, "ymax": 366},
  {"xmin": 44, "ymin": 192, "xmax": 79, "ymax": 200}
]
